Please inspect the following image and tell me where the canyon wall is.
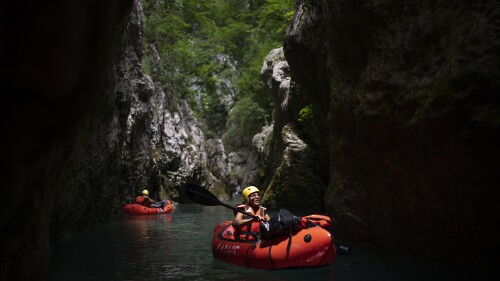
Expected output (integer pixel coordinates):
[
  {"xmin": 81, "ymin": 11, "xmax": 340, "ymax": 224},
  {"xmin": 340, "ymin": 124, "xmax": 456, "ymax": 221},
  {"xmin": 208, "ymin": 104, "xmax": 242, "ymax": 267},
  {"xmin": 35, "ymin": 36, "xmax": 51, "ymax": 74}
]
[
  {"xmin": 284, "ymin": 0, "xmax": 500, "ymax": 265},
  {"xmin": 1, "ymin": 1, "xmax": 228, "ymax": 279},
  {"xmin": 50, "ymin": 1, "xmax": 228, "ymax": 241},
  {"xmin": 1, "ymin": 1, "xmax": 134, "ymax": 279}
]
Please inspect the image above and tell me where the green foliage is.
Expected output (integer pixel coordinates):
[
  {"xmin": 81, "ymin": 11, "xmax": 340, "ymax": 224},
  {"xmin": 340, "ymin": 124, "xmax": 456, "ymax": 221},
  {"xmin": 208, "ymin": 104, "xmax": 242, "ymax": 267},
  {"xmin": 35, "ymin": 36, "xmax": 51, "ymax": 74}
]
[
  {"xmin": 298, "ymin": 105, "xmax": 313, "ymax": 122},
  {"xmin": 142, "ymin": 0, "xmax": 295, "ymax": 144},
  {"xmin": 222, "ymin": 97, "xmax": 267, "ymax": 150},
  {"xmin": 200, "ymin": 91, "xmax": 228, "ymax": 138}
]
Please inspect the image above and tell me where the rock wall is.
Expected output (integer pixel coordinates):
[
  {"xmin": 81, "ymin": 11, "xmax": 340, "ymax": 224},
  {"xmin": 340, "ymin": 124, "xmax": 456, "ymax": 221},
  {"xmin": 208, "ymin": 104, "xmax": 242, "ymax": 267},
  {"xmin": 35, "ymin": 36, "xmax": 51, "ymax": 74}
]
[
  {"xmin": 284, "ymin": 0, "xmax": 500, "ymax": 265},
  {"xmin": 1, "ymin": 0, "xmax": 228, "ymax": 279},
  {"xmin": 1, "ymin": 1, "xmax": 134, "ymax": 279},
  {"xmin": 50, "ymin": 0, "xmax": 229, "ymax": 241},
  {"xmin": 258, "ymin": 47, "xmax": 330, "ymax": 213}
]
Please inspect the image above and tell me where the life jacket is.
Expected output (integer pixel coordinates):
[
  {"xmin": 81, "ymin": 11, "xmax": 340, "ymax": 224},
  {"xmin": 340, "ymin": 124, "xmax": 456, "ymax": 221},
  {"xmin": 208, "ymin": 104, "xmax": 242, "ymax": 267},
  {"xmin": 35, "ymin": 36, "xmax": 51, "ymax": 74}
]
[
  {"xmin": 135, "ymin": 195, "xmax": 150, "ymax": 206},
  {"xmin": 234, "ymin": 204, "xmax": 266, "ymax": 240}
]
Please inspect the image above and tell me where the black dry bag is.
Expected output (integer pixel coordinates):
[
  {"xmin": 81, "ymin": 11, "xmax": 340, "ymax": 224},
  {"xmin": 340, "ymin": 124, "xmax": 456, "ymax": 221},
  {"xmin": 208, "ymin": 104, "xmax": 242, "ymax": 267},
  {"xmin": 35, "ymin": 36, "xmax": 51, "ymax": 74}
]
[{"xmin": 261, "ymin": 209, "xmax": 300, "ymax": 240}]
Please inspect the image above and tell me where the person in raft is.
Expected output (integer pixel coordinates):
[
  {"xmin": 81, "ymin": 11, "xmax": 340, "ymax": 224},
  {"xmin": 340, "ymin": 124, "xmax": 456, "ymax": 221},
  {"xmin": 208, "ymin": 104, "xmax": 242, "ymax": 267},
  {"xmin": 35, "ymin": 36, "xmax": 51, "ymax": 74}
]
[
  {"xmin": 232, "ymin": 186, "xmax": 271, "ymax": 240},
  {"xmin": 136, "ymin": 189, "xmax": 169, "ymax": 208}
]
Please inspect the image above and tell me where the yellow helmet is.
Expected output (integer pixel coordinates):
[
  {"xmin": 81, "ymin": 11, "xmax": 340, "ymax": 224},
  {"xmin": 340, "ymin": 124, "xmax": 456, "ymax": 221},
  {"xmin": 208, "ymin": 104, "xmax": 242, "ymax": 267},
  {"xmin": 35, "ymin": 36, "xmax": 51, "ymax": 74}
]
[
  {"xmin": 242, "ymin": 186, "xmax": 260, "ymax": 203},
  {"xmin": 142, "ymin": 189, "xmax": 149, "ymax": 196}
]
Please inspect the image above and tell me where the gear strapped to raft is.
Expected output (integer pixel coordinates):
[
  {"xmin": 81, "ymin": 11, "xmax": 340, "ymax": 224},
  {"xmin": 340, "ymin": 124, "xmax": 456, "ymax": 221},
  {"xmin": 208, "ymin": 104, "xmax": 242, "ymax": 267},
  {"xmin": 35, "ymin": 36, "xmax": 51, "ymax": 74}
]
[{"xmin": 260, "ymin": 209, "xmax": 333, "ymax": 255}]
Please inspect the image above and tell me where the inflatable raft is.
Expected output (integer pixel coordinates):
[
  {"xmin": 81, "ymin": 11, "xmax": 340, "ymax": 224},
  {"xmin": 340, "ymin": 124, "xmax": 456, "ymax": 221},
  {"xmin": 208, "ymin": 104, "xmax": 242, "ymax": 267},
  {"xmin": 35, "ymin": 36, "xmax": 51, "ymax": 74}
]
[
  {"xmin": 211, "ymin": 217, "xmax": 336, "ymax": 269},
  {"xmin": 123, "ymin": 200, "xmax": 173, "ymax": 216}
]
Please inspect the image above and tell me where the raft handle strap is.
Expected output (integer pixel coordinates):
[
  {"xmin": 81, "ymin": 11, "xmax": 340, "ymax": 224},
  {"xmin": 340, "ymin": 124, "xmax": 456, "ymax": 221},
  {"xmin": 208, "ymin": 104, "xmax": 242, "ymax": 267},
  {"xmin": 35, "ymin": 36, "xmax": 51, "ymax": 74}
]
[{"xmin": 285, "ymin": 228, "xmax": 293, "ymax": 258}]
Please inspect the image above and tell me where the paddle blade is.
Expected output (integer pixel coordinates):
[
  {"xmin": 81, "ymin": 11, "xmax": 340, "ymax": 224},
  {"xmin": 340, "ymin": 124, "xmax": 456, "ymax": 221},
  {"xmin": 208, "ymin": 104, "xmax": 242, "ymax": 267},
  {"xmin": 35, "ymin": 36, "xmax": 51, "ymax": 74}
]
[
  {"xmin": 185, "ymin": 184, "xmax": 221, "ymax": 206},
  {"xmin": 335, "ymin": 241, "xmax": 352, "ymax": 255}
]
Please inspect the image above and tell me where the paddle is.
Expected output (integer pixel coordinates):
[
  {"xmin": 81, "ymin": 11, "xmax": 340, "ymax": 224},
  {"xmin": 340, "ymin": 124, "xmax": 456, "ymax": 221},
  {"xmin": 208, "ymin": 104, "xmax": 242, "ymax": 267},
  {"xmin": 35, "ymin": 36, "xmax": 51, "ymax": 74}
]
[{"xmin": 185, "ymin": 183, "xmax": 260, "ymax": 220}]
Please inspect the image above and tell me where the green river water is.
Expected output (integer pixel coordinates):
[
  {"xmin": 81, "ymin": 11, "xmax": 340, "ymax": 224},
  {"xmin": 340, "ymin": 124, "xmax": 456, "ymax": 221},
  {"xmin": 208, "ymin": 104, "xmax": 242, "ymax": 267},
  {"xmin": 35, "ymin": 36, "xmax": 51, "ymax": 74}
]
[{"xmin": 48, "ymin": 200, "xmax": 487, "ymax": 280}]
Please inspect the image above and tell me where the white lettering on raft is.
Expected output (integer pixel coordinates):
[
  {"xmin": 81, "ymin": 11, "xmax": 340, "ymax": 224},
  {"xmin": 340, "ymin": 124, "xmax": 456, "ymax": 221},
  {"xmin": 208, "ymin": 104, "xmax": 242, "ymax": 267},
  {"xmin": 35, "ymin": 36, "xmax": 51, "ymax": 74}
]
[{"xmin": 214, "ymin": 242, "xmax": 241, "ymax": 256}]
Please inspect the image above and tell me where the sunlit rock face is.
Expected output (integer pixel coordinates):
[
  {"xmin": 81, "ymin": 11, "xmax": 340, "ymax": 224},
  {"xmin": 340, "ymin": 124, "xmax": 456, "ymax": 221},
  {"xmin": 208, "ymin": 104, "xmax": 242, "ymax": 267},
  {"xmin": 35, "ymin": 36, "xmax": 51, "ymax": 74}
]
[
  {"xmin": 206, "ymin": 138, "xmax": 230, "ymax": 187},
  {"xmin": 258, "ymin": 48, "xmax": 330, "ymax": 212},
  {"xmin": 285, "ymin": 0, "xmax": 500, "ymax": 264}
]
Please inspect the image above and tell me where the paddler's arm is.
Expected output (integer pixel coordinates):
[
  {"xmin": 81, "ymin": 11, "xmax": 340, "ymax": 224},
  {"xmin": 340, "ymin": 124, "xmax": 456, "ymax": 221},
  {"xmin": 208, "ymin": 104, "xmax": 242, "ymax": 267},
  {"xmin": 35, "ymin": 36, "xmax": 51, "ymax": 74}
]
[
  {"xmin": 232, "ymin": 211, "xmax": 264, "ymax": 228},
  {"xmin": 144, "ymin": 196, "xmax": 156, "ymax": 204},
  {"xmin": 264, "ymin": 213, "xmax": 271, "ymax": 221}
]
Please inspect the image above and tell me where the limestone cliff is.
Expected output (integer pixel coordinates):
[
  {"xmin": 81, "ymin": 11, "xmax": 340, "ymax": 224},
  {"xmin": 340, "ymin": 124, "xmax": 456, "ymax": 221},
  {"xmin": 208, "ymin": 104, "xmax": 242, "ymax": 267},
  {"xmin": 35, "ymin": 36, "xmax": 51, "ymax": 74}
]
[{"xmin": 284, "ymin": 0, "xmax": 500, "ymax": 265}]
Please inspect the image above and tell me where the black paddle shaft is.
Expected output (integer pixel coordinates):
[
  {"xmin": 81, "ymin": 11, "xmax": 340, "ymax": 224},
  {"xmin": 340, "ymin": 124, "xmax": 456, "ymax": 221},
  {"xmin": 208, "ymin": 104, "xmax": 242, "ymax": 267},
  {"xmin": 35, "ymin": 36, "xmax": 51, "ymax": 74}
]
[{"xmin": 185, "ymin": 184, "xmax": 259, "ymax": 220}]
